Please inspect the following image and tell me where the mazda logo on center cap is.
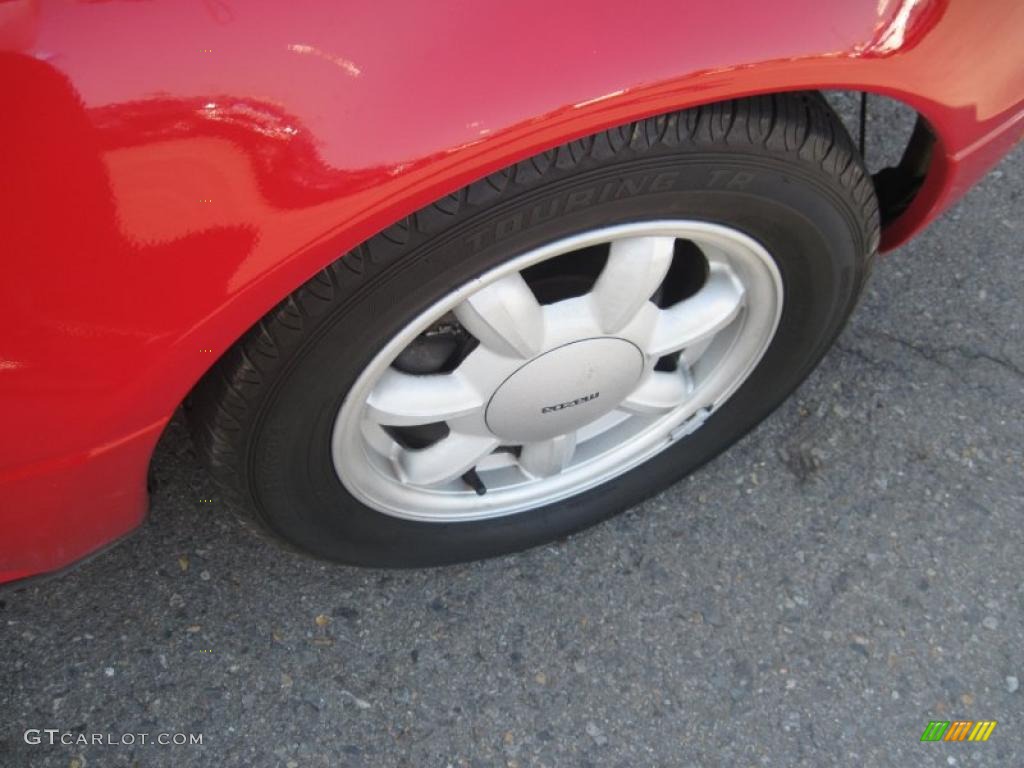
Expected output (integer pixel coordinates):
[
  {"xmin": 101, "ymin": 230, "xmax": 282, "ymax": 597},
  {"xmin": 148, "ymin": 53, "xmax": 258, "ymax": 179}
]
[{"xmin": 541, "ymin": 392, "xmax": 599, "ymax": 414}]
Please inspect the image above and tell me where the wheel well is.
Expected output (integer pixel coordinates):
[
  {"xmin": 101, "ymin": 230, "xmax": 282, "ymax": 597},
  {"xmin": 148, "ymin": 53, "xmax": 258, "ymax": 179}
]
[
  {"xmin": 177, "ymin": 87, "xmax": 931, "ymax": 443},
  {"xmin": 822, "ymin": 90, "xmax": 936, "ymax": 228}
]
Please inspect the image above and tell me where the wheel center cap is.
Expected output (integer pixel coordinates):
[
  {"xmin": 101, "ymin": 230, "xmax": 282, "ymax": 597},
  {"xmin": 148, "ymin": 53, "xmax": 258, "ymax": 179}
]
[{"xmin": 485, "ymin": 338, "xmax": 645, "ymax": 443}]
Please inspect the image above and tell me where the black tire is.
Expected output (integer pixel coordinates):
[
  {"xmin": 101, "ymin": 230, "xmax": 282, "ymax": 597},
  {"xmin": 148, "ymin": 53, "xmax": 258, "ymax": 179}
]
[{"xmin": 188, "ymin": 92, "xmax": 879, "ymax": 567}]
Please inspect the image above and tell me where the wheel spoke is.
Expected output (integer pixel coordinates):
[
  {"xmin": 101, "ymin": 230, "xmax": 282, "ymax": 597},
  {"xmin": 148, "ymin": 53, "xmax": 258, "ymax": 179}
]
[
  {"xmin": 366, "ymin": 368, "xmax": 482, "ymax": 426},
  {"xmin": 646, "ymin": 265, "xmax": 744, "ymax": 356},
  {"xmin": 591, "ymin": 236, "xmax": 674, "ymax": 333},
  {"xmin": 621, "ymin": 371, "xmax": 691, "ymax": 414},
  {"xmin": 397, "ymin": 432, "xmax": 500, "ymax": 486},
  {"xmin": 475, "ymin": 451, "xmax": 520, "ymax": 472},
  {"xmin": 453, "ymin": 273, "xmax": 544, "ymax": 358},
  {"xmin": 678, "ymin": 335, "xmax": 715, "ymax": 369},
  {"xmin": 576, "ymin": 409, "xmax": 631, "ymax": 443},
  {"xmin": 519, "ymin": 433, "xmax": 577, "ymax": 478},
  {"xmin": 360, "ymin": 419, "xmax": 399, "ymax": 458}
]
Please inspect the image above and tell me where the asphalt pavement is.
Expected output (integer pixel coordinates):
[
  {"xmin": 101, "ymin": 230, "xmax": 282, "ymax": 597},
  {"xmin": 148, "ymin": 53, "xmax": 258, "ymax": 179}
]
[{"xmin": 2, "ymin": 116, "xmax": 1022, "ymax": 768}]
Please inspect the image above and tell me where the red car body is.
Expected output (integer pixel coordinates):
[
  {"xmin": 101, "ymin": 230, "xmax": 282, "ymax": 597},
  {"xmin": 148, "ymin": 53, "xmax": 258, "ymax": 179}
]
[{"xmin": 1, "ymin": 0, "xmax": 1021, "ymax": 584}]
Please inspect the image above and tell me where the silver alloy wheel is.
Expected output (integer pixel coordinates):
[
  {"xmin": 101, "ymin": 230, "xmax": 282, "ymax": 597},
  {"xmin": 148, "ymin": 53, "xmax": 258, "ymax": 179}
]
[{"xmin": 331, "ymin": 220, "xmax": 783, "ymax": 522}]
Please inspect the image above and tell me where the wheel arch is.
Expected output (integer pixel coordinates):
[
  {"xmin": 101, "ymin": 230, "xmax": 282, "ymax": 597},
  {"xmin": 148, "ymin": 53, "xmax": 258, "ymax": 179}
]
[{"xmin": 172, "ymin": 81, "xmax": 939, "ymax": 448}]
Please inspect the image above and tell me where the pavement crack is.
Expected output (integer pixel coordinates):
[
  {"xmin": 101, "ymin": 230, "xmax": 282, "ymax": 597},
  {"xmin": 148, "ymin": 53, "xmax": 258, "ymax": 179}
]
[
  {"xmin": 843, "ymin": 327, "xmax": 1024, "ymax": 379},
  {"xmin": 832, "ymin": 339, "xmax": 887, "ymax": 370}
]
